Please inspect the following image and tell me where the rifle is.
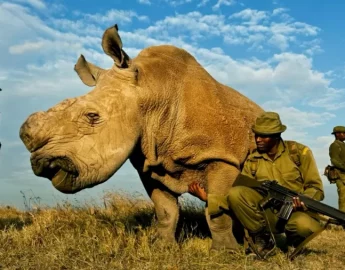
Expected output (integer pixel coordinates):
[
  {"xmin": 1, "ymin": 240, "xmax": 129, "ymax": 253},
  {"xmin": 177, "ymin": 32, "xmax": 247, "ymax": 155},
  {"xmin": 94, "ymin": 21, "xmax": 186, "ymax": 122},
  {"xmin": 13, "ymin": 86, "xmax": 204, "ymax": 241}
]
[
  {"xmin": 233, "ymin": 175, "xmax": 345, "ymax": 224},
  {"xmin": 233, "ymin": 176, "xmax": 345, "ymax": 259},
  {"xmin": 258, "ymin": 180, "xmax": 345, "ymax": 225}
]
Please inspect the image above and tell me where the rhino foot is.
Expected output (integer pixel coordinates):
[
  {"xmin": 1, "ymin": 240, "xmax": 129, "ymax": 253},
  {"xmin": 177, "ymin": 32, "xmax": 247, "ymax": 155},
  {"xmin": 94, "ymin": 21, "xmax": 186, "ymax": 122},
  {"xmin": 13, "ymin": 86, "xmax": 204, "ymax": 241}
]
[
  {"xmin": 210, "ymin": 228, "xmax": 239, "ymax": 251},
  {"xmin": 205, "ymin": 209, "xmax": 239, "ymax": 252},
  {"xmin": 150, "ymin": 222, "xmax": 177, "ymax": 244}
]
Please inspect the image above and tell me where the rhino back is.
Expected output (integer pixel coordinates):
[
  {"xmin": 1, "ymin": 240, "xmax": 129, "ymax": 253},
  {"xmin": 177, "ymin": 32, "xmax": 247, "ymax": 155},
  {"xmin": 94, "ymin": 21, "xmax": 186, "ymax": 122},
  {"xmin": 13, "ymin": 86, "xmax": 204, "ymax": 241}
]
[{"xmin": 132, "ymin": 45, "xmax": 263, "ymax": 179}]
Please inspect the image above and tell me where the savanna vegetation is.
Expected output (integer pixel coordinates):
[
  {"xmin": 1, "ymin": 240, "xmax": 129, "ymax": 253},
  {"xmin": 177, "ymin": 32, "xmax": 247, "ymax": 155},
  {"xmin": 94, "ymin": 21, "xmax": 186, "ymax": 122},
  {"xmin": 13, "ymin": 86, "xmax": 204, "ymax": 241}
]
[{"xmin": 0, "ymin": 191, "xmax": 344, "ymax": 270}]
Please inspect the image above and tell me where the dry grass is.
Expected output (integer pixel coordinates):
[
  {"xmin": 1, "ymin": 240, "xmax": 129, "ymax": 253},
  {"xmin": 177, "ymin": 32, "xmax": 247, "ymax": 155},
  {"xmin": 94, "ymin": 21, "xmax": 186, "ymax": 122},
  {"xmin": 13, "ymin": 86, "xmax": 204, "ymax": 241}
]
[{"xmin": 0, "ymin": 192, "xmax": 345, "ymax": 270}]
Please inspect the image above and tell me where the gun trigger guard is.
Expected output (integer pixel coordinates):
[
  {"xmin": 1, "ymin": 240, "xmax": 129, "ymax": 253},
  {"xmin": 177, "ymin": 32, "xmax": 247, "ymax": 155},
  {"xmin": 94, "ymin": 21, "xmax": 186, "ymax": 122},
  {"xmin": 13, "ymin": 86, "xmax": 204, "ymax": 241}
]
[{"xmin": 259, "ymin": 196, "xmax": 272, "ymax": 209}]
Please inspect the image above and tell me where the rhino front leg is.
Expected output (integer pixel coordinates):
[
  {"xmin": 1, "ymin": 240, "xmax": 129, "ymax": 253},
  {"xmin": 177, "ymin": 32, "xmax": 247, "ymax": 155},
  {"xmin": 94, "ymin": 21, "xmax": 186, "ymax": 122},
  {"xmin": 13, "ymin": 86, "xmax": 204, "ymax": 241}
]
[
  {"xmin": 151, "ymin": 187, "xmax": 179, "ymax": 242},
  {"xmin": 135, "ymin": 163, "xmax": 179, "ymax": 242},
  {"xmin": 206, "ymin": 162, "xmax": 240, "ymax": 251}
]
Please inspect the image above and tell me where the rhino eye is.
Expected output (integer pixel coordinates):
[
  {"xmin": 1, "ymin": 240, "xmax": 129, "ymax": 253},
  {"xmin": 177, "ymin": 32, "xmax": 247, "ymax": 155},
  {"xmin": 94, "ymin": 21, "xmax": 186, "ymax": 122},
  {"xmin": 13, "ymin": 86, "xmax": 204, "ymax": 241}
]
[
  {"xmin": 86, "ymin": 112, "xmax": 100, "ymax": 124},
  {"xmin": 87, "ymin": 112, "xmax": 99, "ymax": 119}
]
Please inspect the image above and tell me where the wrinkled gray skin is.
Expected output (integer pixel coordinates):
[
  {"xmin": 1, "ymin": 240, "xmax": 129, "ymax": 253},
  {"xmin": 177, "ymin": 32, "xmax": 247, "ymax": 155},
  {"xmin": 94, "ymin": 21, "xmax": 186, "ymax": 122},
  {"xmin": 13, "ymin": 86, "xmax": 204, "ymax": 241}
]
[{"xmin": 20, "ymin": 25, "xmax": 263, "ymax": 251}]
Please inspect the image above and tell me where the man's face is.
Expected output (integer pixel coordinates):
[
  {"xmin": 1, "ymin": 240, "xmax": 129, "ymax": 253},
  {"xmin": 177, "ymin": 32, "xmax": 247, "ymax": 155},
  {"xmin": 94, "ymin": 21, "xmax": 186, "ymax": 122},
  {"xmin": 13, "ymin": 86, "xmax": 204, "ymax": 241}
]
[
  {"xmin": 255, "ymin": 134, "xmax": 279, "ymax": 153},
  {"xmin": 336, "ymin": 132, "xmax": 345, "ymax": 142}
]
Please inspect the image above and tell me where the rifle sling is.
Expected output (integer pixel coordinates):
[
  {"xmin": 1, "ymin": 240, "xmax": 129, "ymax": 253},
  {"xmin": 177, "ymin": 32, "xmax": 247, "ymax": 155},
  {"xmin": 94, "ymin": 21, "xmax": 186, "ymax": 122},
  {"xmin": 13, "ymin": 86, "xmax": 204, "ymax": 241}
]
[
  {"xmin": 288, "ymin": 218, "xmax": 332, "ymax": 260},
  {"xmin": 244, "ymin": 201, "xmax": 277, "ymax": 260}
]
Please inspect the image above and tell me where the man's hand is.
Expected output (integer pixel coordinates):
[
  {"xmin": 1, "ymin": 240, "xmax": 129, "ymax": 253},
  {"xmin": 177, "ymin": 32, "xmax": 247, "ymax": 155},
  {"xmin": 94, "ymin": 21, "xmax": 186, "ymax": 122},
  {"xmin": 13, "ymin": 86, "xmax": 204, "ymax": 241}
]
[
  {"xmin": 292, "ymin": 197, "xmax": 308, "ymax": 211},
  {"xmin": 188, "ymin": 182, "xmax": 207, "ymax": 202}
]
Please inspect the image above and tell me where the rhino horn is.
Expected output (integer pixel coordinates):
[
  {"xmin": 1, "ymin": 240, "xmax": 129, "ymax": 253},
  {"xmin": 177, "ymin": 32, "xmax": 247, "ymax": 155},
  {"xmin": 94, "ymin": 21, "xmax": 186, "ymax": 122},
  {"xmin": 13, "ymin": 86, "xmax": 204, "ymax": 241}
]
[
  {"xmin": 102, "ymin": 24, "xmax": 131, "ymax": 68},
  {"xmin": 74, "ymin": 55, "xmax": 104, "ymax": 87}
]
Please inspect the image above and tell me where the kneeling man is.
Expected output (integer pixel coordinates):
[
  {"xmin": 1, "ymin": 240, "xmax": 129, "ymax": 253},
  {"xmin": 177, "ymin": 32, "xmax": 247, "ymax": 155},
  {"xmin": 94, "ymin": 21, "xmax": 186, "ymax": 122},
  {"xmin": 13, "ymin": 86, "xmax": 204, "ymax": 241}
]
[{"xmin": 189, "ymin": 112, "xmax": 324, "ymax": 259}]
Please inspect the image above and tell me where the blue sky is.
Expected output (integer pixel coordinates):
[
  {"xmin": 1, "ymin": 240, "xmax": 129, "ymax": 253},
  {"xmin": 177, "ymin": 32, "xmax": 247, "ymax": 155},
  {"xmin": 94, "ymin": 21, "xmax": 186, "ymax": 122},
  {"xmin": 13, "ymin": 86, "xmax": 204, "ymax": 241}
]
[{"xmin": 0, "ymin": 0, "xmax": 344, "ymax": 209}]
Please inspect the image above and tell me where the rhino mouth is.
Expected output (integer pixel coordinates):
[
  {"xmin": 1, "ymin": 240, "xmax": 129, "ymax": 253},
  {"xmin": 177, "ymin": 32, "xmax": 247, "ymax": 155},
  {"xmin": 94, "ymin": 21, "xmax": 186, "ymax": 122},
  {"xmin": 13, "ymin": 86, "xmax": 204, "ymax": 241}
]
[{"xmin": 31, "ymin": 156, "xmax": 79, "ymax": 193}]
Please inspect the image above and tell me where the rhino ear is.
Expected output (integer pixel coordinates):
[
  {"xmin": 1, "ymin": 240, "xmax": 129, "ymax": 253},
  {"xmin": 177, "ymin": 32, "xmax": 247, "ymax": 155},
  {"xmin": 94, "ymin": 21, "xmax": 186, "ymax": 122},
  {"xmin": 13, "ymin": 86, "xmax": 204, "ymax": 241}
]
[
  {"xmin": 102, "ymin": 24, "xmax": 131, "ymax": 68},
  {"xmin": 74, "ymin": 55, "xmax": 104, "ymax": 87}
]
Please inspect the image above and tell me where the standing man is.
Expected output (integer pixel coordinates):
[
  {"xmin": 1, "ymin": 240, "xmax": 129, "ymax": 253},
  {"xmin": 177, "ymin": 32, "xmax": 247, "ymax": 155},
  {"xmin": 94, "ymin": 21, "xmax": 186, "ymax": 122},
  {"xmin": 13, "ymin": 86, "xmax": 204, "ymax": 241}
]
[
  {"xmin": 329, "ymin": 126, "xmax": 345, "ymax": 211},
  {"xmin": 189, "ymin": 112, "xmax": 324, "ymax": 259}
]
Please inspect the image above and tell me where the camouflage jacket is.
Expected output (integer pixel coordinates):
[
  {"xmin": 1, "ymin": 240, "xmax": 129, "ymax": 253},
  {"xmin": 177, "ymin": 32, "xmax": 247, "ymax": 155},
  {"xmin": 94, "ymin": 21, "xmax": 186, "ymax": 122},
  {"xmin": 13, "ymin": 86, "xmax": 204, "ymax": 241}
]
[
  {"xmin": 241, "ymin": 140, "xmax": 324, "ymax": 201},
  {"xmin": 207, "ymin": 140, "xmax": 324, "ymax": 216},
  {"xmin": 329, "ymin": 140, "xmax": 345, "ymax": 173}
]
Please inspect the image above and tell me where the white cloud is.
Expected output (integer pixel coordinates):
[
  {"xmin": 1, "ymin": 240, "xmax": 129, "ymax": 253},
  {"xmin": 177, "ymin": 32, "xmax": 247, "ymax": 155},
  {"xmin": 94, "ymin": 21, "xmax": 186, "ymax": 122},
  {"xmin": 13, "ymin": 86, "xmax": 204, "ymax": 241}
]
[
  {"xmin": 164, "ymin": 0, "xmax": 193, "ymax": 6},
  {"xmin": 130, "ymin": 9, "xmax": 320, "ymax": 52},
  {"xmin": 307, "ymin": 135, "xmax": 335, "ymax": 179},
  {"xmin": 184, "ymin": 49, "xmax": 344, "ymax": 113},
  {"xmin": 272, "ymin": 8, "xmax": 288, "ymax": 16},
  {"xmin": 84, "ymin": 9, "xmax": 149, "ymax": 24},
  {"xmin": 197, "ymin": 0, "xmax": 209, "ymax": 7},
  {"xmin": 2, "ymin": 2, "xmax": 341, "ymax": 111},
  {"xmin": 0, "ymin": 3, "xmax": 55, "ymax": 38},
  {"xmin": 27, "ymin": 0, "xmax": 46, "ymax": 9},
  {"xmin": 138, "ymin": 0, "xmax": 151, "ymax": 5},
  {"xmin": 229, "ymin": 8, "xmax": 269, "ymax": 25},
  {"xmin": 9, "ymin": 40, "xmax": 45, "ymax": 54},
  {"xmin": 271, "ymin": 21, "xmax": 319, "ymax": 36},
  {"xmin": 301, "ymin": 39, "xmax": 323, "ymax": 56},
  {"xmin": 135, "ymin": 12, "xmax": 228, "ymax": 42},
  {"xmin": 304, "ymin": 44, "xmax": 323, "ymax": 55},
  {"xmin": 8, "ymin": 36, "xmax": 100, "ymax": 59},
  {"xmin": 52, "ymin": 7, "xmax": 312, "ymax": 56},
  {"xmin": 227, "ymin": 9, "xmax": 319, "ymax": 51},
  {"xmin": 267, "ymin": 33, "xmax": 291, "ymax": 50},
  {"xmin": 5, "ymin": 60, "xmax": 85, "ymax": 96},
  {"xmin": 12, "ymin": 0, "xmax": 46, "ymax": 10},
  {"xmin": 213, "ymin": 0, "xmax": 236, "ymax": 10},
  {"xmin": 308, "ymin": 88, "xmax": 345, "ymax": 110},
  {"xmin": 263, "ymin": 106, "xmax": 336, "ymax": 129},
  {"xmin": 49, "ymin": 18, "xmax": 103, "ymax": 36},
  {"xmin": 121, "ymin": 31, "xmax": 163, "ymax": 47}
]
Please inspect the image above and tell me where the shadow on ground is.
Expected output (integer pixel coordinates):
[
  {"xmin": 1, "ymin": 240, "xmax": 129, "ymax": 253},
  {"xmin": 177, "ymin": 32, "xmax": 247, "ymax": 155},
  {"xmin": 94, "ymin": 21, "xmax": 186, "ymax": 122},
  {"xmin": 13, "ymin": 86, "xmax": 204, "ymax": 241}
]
[
  {"xmin": 0, "ymin": 216, "xmax": 33, "ymax": 230},
  {"xmin": 176, "ymin": 208, "xmax": 211, "ymax": 242}
]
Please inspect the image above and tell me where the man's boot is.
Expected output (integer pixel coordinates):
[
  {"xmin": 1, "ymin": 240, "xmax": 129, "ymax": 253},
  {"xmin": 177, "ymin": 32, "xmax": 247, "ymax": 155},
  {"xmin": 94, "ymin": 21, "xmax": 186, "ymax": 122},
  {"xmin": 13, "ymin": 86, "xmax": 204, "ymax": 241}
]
[{"xmin": 249, "ymin": 231, "xmax": 276, "ymax": 259}]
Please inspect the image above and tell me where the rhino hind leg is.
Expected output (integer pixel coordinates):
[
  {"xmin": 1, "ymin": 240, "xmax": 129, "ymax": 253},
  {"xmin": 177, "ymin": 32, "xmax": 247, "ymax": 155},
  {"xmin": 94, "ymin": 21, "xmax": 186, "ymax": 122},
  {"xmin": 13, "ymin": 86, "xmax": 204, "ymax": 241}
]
[
  {"xmin": 206, "ymin": 162, "xmax": 240, "ymax": 251},
  {"xmin": 151, "ymin": 187, "xmax": 179, "ymax": 242},
  {"xmin": 206, "ymin": 208, "xmax": 239, "ymax": 252}
]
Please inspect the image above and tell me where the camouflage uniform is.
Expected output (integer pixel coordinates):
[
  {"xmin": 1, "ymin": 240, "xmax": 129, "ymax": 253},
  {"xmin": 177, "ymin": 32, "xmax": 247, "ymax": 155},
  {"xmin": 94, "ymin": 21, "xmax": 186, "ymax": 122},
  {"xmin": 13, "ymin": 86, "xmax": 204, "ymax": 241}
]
[
  {"xmin": 329, "ymin": 126, "xmax": 345, "ymax": 211},
  {"xmin": 208, "ymin": 112, "xmax": 324, "ymax": 249},
  {"xmin": 232, "ymin": 140, "xmax": 324, "ymax": 246}
]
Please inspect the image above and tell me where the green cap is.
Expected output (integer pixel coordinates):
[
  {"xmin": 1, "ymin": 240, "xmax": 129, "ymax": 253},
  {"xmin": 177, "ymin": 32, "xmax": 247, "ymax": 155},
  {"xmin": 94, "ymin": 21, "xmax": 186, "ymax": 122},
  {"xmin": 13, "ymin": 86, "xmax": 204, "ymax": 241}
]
[
  {"xmin": 252, "ymin": 112, "xmax": 286, "ymax": 136},
  {"xmin": 332, "ymin": 126, "xmax": 345, "ymax": 134}
]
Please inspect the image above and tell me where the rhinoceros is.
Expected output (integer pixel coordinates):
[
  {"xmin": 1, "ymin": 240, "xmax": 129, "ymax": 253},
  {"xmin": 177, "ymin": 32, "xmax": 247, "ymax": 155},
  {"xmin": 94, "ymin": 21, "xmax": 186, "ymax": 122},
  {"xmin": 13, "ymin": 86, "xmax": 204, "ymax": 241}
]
[{"xmin": 20, "ymin": 24, "xmax": 263, "ymax": 251}]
